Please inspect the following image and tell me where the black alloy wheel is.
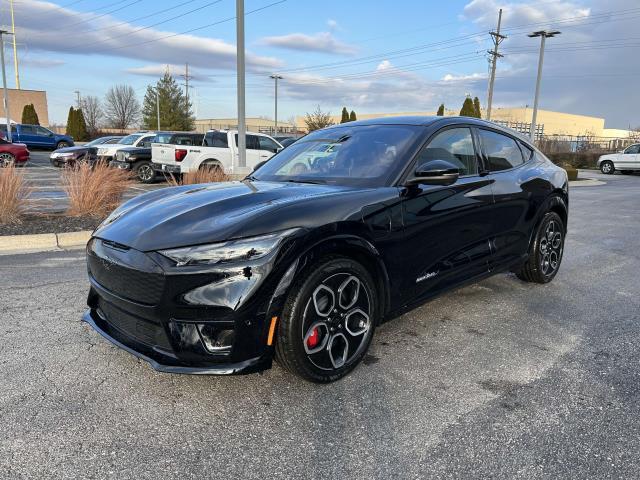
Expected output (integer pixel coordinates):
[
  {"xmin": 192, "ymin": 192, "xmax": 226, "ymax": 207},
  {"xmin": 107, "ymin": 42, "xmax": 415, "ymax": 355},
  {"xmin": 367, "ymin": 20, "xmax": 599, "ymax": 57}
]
[
  {"xmin": 135, "ymin": 161, "xmax": 156, "ymax": 183},
  {"xmin": 56, "ymin": 141, "xmax": 69, "ymax": 149},
  {"xmin": 275, "ymin": 256, "xmax": 378, "ymax": 382},
  {"xmin": 516, "ymin": 211, "xmax": 565, "ymax": 284}
]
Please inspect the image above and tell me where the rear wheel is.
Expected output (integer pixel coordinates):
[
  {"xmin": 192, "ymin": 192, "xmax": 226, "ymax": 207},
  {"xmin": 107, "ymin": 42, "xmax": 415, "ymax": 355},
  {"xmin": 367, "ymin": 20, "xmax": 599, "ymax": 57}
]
[
  {"xmin": 600, "ymin": 160, "xmax": 614, "ymax": 174},
  {"xmin": 275, "ymin": 256, "xmax": 378, "ymax": 383},
  {"xmin": 134, "ymin": 161, "xmax": 156, "ymax": 183},
  {"xmin": 516, "ymin": 211, "xmax": 565, "ymax": 284},
  {"xmin": 0, "ymin": 152, "xmax": 15, "ymax": 167}
]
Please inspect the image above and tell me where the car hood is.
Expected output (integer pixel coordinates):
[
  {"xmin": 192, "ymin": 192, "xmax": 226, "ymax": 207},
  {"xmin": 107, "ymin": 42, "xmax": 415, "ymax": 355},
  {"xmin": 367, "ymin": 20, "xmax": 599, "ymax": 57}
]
[
  {"xmin": 93, "ymin": 181, "xmax": 380, "ymax": 251},
  {"xmin": 54, "ymin": 145, "xmax": 87, "ymax": 154}
]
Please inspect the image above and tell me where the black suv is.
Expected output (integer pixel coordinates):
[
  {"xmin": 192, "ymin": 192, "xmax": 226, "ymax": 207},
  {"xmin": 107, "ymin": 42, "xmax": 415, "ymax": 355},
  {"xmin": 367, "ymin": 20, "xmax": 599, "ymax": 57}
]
[{"xmin": 110, "ymin": 132, "xmax": 204, "ymax": 183}]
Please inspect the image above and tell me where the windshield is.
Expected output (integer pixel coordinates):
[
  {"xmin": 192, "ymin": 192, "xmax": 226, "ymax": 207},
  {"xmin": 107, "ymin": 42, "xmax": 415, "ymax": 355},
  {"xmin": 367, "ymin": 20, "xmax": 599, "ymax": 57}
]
[
  {"xmin": 119, "ymin": 134, "xmax": 142, "ymax": 145},
  {"xmin": 252, "ymin": 125, "xmax": 421, "ymax": 187},
  {"xmin": 86, "ymin": 137, "xmax": 109, "ymax": 146},
  {"xmin": 153, "ymin": 133, "xmax": 173, "ymax": 143}
]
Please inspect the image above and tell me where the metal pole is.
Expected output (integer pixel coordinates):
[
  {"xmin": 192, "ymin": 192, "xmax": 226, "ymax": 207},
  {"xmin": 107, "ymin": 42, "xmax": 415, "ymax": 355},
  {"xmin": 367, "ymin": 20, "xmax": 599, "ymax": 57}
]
[
  {"xmin": 185, "ymin": 62, "xmax": 189, "ymax": 119},
  {"xmin": 0, "ymin": 32, "xmax": 12, "ymax": 142},
  {"xmin": 156, "ymin": 89, "xmax": 160, "ymax": 130},
  {"xmin": 528, "ymin": 30, "xmax": 560, "ymax": 141},
  {"xmin": 270, "ymin": 74, "xmax": 282, "ymax": 135},
  {"xmin": 486, "ymin": 9, "xmax": 505, "ymax": 121},
  {"xmin": 10, "ymin": 0, "xmax": 19, "ymax": 89},
  {"xmin": 236, "ymin": 0, "xmax": 246, "ymax": 169}
]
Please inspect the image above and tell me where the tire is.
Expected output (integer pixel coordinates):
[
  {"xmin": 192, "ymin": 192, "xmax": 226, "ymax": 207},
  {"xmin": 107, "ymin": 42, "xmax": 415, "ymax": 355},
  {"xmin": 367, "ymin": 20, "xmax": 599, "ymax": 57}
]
[
  {"xmin": 600, "ymin": 160, "xmax": 614, "ymax": 174},
  {"xmin": 516, "ymin": 211, "xmax": 565, "ymax": 284},
  {"xmin": 56, "ymin": 141, "xmax": 69, "ymax": 150},
  {"xmin": 134, "ymin": 161, "xmax": 156, "ymax": 183},
  {"xmin": 275, "ymin": 255, "xmax": 378, "ymax": 383},
  {"xmin": 200, "ymin": 160, "xmax": 222, "ymax": 173},
  {"xmin": 0, "ymin": 152, "xmax": 15, "ymax": 167}
]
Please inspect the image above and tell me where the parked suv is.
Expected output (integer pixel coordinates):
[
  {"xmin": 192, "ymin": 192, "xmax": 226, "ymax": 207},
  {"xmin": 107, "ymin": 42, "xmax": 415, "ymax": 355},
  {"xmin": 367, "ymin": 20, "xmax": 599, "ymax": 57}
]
[
  {"xmin": 151, "ymin": 130, "xmax": 282, "ymax": 176},
  {"xmin": 0, "ymin": 124, "xmax": 74, "ymax": 150},
  {"xmin": 110, "ymin": 132, "xmax": 204, "ymax": 183},
  {"xmin": 598, "ymin": 144, "xmax": 640, "ymax": 174},
  {"xmin": 95, "ymin": 132, "xmax": 157, "ymax": 164}
]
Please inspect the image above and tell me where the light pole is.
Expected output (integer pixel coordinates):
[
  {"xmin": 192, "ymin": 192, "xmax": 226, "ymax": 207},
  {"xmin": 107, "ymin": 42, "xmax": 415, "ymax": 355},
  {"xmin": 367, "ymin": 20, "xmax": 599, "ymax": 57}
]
[
  {"xmin": 270, "ymin": 74, "xmax": 282, "ymax": 136},
  {"xmin": 486, "ymin": 8, "xmax": 506, "ymax": 121},
  {"xmin": 236, "ymin": 0, "xmax": 246, "ymax": 170},
  {"xmin": 0, "ymin": 30, "xmax": 13, "ymax": 142},
  {"xmin": 156, "ymin": 89, "xmax": 161, "ymax": 130},
  {"xmin": 528, "ymin": 30, "xmax": 560, "ymax": 141},
  {"xmin": 10, "ymin": 0, "xmax": 20, "ymax": 89}
]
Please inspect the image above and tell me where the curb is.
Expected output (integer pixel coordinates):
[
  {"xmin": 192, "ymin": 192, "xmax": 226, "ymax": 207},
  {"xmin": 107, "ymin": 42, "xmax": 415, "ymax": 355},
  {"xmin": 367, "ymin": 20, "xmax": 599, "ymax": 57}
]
[
  {"xmin": 0, "ymin": 230, "xmax": 92, "ymax": 255},
  {"xmin": 569, "ymin": 178, "xmax": 605, "ymax": 187}
]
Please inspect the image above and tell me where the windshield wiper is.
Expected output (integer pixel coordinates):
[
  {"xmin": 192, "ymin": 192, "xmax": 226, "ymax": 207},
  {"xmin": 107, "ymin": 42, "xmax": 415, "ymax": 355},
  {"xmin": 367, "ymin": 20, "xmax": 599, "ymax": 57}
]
[{"xmin": 285, "ymin": 178, "xmax": 326, "ymax": 185}]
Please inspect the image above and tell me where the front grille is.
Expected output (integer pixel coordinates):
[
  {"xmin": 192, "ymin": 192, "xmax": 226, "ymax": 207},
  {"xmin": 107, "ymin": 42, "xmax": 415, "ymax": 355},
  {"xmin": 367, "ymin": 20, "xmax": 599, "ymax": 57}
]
[
  {"xmin": 88, "ymin": 251, "xmax": 165, "ymax": 305},
  {"xmin": 98, "ymin": 299, "xmax": 172, "ymax": 350}
]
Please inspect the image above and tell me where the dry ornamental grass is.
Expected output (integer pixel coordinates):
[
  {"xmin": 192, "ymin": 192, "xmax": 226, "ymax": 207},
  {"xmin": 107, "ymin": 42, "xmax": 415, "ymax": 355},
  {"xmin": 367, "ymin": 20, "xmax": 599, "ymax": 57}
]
[
  {"xmin": 62, "ymin": 162, "xmax": 132, "ymax": 217},
  {"xmin": 165, "ymin": 165, "xmax": 230, "ymax": 186},
  {"xmin": 0, "ymin": 165, "xmax": 31, "ymax": 224}
]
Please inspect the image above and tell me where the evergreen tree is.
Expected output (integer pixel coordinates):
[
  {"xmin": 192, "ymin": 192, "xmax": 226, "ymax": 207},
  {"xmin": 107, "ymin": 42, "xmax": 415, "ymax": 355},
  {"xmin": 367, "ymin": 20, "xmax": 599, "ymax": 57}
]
[
  {"xmin": 21, "ymin": 104, "xmax": 40, "ymax": 125},
  {"xmin": 142, "ymin": 71, "xmax": 194, "ymax": 131},
  {"xmin": 349, "ymin": 110, "xmax": 357, "ymax": 122},
  {"xmin": 75, "ymin": 108, "xmax": 89, "ymax": 140},
  {"xmin": 340, "ymin": 107, "xmax": 349, "ymax": 123},
  {"xmin": 473, "ymin": 97, "xmax": 482, "ymax": 118},
  {"xmin": 66, "ymin": 107, "xmax": 78, "ymax": 138},
  {"xmin": 459, "ymin": 97, "xmax": 476, "ymax": 117},
  {"xmin": 436, "ymin": 104, "xmax": 445, "ymax": 116}
]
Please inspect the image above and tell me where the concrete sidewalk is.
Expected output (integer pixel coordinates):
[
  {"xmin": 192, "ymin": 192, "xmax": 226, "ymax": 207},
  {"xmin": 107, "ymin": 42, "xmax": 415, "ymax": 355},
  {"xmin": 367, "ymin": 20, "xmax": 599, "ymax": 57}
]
[{"xmin": 0, "ymin": 230, "xmax": 91, "ymax": 255}]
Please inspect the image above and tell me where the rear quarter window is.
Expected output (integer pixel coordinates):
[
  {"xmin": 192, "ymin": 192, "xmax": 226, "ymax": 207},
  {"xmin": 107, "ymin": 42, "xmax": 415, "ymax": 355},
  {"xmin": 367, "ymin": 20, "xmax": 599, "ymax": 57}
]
[{"xmin": 479, "ymin": 129, "xmax": 525, "ymax": 172}]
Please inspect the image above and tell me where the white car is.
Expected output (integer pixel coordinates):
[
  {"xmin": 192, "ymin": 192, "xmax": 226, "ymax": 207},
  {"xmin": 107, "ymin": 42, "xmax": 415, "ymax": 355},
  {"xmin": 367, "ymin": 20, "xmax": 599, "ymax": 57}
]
[
  {"xmin": 598, "ymin": 144, "xmax": 640, "ymax": 174},
  {"xmin": 95, "ymin": 132, "xmax": 157, "ymax": 163},
  {"xmin": 151, "ymin": 130, "xmax": 282, "ymax": 176}
]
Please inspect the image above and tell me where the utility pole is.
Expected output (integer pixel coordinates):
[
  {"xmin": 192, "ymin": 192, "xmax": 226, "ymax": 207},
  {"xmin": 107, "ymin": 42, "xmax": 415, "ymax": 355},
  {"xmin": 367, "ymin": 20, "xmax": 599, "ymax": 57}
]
[
  {"xmin": 180, "ymin": 62, "xmax": 193, "ymax": 120},
  {"xmin": 269, "ymin": 74, "xmax": 282, "ymax": 135},
  {"xmin": 0, "ymin": 30, "xmax": 13, "ymax": 141},
  {"xmin": 528, "ymin": 30, "xmax": 560, "ymax": 141},
  {"xmin": 156, "ymin": 89, "xmax": 160, "ymax": 131},
  {"xmin": 9, "ymin": 0, "xmax": 19, "ymax": 89},
  {"xmin": 74, "ymin": 90, "xmax": 81, "ymax": 108},
  {"xmin": 486, "ymin": 8, "xmax": 506, "ymax": 121},
  {"xmin": 236, "ymin": 0, "xmax": 246, "ymax": 170}
]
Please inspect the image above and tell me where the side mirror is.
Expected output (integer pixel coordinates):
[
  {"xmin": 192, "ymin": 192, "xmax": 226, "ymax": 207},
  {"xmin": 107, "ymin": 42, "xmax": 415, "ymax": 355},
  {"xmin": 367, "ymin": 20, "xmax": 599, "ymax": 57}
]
[
  {"xmin": 406, "ymin": 159, "xmax": 460, "ymax": 186},
  {"xmin": 253, "ymin": 160, "xmax": 267, "ymax": 172},
  {"xmin": 275, "ymin": 147, "xmax": 283, "ymax": 153}
]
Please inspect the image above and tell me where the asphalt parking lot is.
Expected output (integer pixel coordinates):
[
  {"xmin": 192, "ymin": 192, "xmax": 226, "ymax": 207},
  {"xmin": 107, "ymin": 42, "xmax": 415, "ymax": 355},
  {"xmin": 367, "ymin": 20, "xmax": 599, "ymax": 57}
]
[
  {"xmin": 23, "ymin": 150, "xmax": 167, "ymax": 213},
  {"xmin": 1, "ymin": 171, "xmax": 639, "ymax": 479}
]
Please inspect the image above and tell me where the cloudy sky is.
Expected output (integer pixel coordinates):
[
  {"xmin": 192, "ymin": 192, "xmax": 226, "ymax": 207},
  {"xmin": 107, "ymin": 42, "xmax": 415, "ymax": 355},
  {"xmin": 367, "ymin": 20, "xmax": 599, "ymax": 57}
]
[{"xmin": 6, "ymin": 0, "xmax": 639, "ymax": 128}]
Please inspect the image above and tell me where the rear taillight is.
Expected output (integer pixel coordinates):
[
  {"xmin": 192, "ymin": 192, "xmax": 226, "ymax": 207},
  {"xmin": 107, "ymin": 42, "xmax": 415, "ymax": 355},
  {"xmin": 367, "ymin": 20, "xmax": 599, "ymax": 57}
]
[{"xmin": 175, "ymin": 149, "xmax": 188, "ymax": 162}]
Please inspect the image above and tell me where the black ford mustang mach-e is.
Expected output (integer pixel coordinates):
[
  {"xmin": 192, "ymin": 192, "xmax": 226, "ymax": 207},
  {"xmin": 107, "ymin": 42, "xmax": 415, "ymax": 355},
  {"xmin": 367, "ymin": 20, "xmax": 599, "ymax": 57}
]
[{"xmin": 83, "ymin": 116, "xmax": 568, "ymax": 382}]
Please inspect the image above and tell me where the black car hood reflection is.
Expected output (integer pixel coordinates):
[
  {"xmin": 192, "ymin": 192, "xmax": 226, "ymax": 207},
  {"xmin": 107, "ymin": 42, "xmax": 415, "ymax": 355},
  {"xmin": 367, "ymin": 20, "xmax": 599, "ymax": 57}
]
[{"xmin": 94, "ymin": 180, "xmax": 370, "ymax": 251}]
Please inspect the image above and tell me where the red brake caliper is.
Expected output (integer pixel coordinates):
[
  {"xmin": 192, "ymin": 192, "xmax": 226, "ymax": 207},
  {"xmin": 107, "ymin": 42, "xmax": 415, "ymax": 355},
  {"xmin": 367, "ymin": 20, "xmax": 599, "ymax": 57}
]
[{"xmin": 307, "ymin": 327, "xmax": 320, "ymax": 349}]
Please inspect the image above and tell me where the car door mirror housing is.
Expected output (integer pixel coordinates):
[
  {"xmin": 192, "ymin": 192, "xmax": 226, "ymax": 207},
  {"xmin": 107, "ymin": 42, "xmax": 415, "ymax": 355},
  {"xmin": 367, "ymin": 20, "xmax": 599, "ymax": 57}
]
[{"xmin": 406, "ymin": 159, "xmax": 460, "ymax": 186}]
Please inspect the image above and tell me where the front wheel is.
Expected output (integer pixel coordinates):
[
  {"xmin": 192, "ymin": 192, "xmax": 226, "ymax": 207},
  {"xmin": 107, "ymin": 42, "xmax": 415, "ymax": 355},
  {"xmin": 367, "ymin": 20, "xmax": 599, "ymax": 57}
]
[
  {"xmin": 275, "ymin": 256, "xmax": 378, "ymax": 383},
  {"xmin": 600, "ymin": 160, "xmax": 614, "ymax": 174},
  {"xmin": 516, "ymin": 211, "xmax": 565, "ymax": 284},
  {"xmin": 134, "ymin": 161, "xmax": 156, "ymax": 183},
  {"xmin": 0, "ymin": 152, "xmax": 15, "ymax": 167},
  {"xmin": 56, "ymin": 141, "xmax": 69, "ymax": 150}
]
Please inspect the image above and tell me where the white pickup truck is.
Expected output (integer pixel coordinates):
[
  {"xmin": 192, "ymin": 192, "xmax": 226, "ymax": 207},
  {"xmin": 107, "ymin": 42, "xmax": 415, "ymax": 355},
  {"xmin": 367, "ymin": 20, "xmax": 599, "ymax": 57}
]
[{"xmin": 151, "ymin": 130, "xmax": 282, "ymax": 176}]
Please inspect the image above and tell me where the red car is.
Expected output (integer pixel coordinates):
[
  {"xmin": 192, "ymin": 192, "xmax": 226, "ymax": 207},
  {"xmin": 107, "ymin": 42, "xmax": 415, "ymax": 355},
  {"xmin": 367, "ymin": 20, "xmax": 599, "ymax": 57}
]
[{"xmin": 0, "ymin": 138, "xmax": 29, "ymax": 167}]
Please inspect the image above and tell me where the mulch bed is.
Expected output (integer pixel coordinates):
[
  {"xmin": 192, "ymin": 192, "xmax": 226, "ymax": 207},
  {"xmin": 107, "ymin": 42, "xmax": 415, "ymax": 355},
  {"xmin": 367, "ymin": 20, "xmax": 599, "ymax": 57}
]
[{"xmin": 0, "ymin": 214, "xmax": 103, "ymax": 236}]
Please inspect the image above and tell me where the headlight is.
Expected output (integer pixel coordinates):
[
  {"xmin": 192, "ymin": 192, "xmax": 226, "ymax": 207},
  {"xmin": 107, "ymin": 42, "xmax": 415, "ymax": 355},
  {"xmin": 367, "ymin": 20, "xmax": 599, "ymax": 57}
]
[
  {"xmin": 97, "ymin": 148, "xmax": 107, "ymax": 155},
  {"xmin": 159, "ymin": 229, "xmax": 298, "ymax": 267}
]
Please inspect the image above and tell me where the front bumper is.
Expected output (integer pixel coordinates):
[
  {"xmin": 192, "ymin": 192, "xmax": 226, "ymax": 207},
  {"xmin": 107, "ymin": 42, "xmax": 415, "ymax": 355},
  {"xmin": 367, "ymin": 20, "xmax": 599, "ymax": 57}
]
[
  {"xmin": 82, "ymin": 237, "xmax": 287, "ymax": 375},
  {"xmin": 109, "ymin": 160, "xmax": 131, "ymax": 170}
]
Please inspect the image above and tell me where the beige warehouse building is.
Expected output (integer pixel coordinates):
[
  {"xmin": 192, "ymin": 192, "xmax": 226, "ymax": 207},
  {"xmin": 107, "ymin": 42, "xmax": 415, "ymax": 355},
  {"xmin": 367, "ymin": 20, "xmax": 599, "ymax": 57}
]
[{"xmin": 0, "ymin": 89, "xmax": 49, "ymax": 126}]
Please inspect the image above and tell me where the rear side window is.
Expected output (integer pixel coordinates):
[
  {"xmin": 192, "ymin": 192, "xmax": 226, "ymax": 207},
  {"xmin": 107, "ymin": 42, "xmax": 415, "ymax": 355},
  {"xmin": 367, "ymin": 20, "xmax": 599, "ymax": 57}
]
[
  {"xmin": 624, "ymin": 145, "xmax": 640, "ymax": 154},
  {"xmin": 21, "ymin": 125, "xmax": 35, "ymax": 134},
  {"xmin": 204, "ymin": 131, "xmax": 228, "ymax": 148},
  {"xmin": 415, "ymin": 127, "xmax": 478, "ymax": 176},
  {"xmin": 519, "ymin": 142, "xmax": 533, "ymax": 162},
  {"xmin": 479, "ymin": 129, "xmax": 525, "ymax": 171}
]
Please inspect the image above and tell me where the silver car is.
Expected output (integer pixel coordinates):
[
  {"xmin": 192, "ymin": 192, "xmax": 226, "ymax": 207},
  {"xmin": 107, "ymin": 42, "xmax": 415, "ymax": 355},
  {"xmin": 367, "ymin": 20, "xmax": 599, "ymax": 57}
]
[{"xmin": 598, "ymin": 144, "xmax": 640, "ymax": 174}]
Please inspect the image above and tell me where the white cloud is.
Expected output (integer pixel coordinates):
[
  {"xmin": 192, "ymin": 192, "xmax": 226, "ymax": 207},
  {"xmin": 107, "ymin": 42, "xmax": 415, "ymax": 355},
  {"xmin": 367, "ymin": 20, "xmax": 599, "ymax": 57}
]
[
  {"xmin": 261, "ymin": 32, "xmax": 357, "ymax": 55},
  {"xmin": 327, "ymin": 19, "xmax": 339, "ymax": 31},
  {"xmin": 442, "ymin": 72, "xmax": 487, "ymax": 82},
  {"xmin": 125, "ymin": 64, "xmax": 211, "ymax": 81},
  {"xmin": 14, "ymin": 0, "xmax": 282, "ymax": 72}
]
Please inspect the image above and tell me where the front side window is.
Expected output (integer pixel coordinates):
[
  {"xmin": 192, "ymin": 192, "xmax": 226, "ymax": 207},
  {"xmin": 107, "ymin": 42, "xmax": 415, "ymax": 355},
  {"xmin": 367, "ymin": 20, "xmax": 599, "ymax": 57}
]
[
  {"xmin": 137, "ymin": 135, "xmax": 155, "ymax": 146},
  {"xmin": 624, "ymin": 144, "xmax": 640, "ymax": 154},
  {"xmin": 479, "ymin": 129, "xmax": 525, "ymax": 171},
  {"xmin": 204, "ymin": 131, "xmax": 228, "ymax": 148},
  {"xmin": 235, "ymin": 134, "xmax": 260, "ymax": 150},
  {"xmin": 415, "ymin": 127, "xmax": 478, "ymax": 176},
  {"xmin": 258, "ymin": 136, "xmax": 280, "ymax": 153},
  {"xmin": 21, "ymin": 125, "xmax": 35, "ymax": 134},
  {"xmin": 153, "ymin": 133, "xmax": 174, "ymax": 144},
  {"xmin": 253, "ymin": 124, "xmax": 422, "ymax": 187},
  {"xmin": 106, "ymin": 138, "xmax": 123, "ymax": 144},
  {"xmin": 36, "ymin": 126, "xmax": 52, "ymax": 136}
]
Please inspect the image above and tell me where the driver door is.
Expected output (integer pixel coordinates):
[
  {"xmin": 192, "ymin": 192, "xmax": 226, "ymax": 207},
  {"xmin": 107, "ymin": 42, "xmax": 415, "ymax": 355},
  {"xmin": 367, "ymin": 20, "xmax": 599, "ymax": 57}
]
[
  {"xmin": 619, "ymin": 144, "xmax": 640, "ymax": 170},
  {"xmin": 401, "ymin": 126, "xmax": 494, "ymax": 301}
]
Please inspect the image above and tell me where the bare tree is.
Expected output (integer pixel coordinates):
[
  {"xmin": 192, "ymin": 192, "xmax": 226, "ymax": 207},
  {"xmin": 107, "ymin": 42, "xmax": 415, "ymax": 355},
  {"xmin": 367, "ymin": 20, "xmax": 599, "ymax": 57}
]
[
  {"xmin": 304, "ymin": 105, "xmax": 334, "ymax": 132},
  {"xmin": 81, "ymin": 95, "xmax": 103, "ymax": 135},
  {"xmin": 104, "ymin": 85, "xmax": 140, "ymax": 129}
]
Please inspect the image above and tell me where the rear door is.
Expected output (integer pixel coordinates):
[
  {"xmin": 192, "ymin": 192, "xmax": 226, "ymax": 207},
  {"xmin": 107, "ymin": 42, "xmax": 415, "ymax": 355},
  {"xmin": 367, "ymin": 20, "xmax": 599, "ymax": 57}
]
[
  {"xmin": 18, "ymin": 125, "xmax": 40, "ymax": 146},
  {"xmin": 234, "ymin": 133, "xmax": 262, "ymax": 169},
  {"xmin": 401, "ymin": 125, "xmax": 494, "ymax": 300},
  {"xmin": 475, "ymin": 127, "xmax": 532, "ymax": 270}
]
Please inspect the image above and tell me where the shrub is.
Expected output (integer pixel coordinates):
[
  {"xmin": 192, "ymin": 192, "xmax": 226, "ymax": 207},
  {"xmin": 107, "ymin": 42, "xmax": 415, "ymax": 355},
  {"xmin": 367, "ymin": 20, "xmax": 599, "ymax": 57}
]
[
  {"xmin": 0, "ymin": 165, "xmax": 31, "ymax": 224},
  {"xmin": 562, "ymin": 165, "xmax": 578, "ymax": 181},
  {"xmin": 166, "ymin": 166, "xmax": 230, "ymax": 186},
  {"xmin": 545, "ymin": 152, "xmax": 600, "ymax": 169},
  {"xmin": 62, "ymin": 162, "xmax": 132, "ymax": 217}
]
